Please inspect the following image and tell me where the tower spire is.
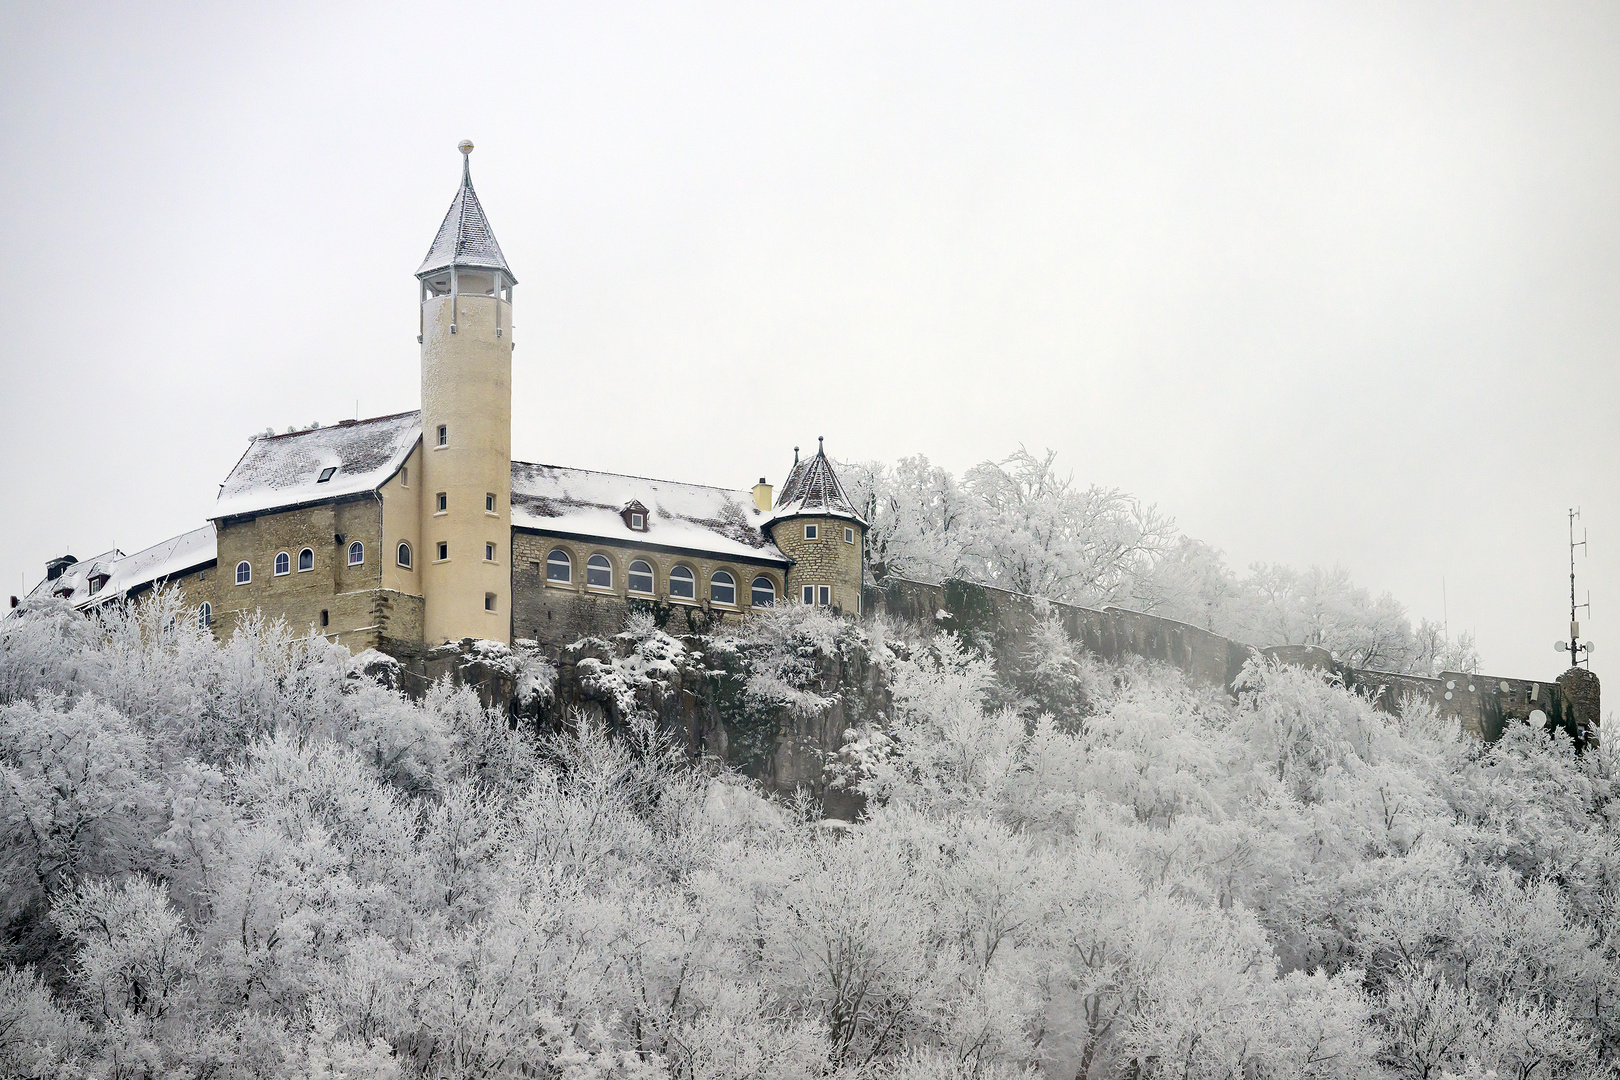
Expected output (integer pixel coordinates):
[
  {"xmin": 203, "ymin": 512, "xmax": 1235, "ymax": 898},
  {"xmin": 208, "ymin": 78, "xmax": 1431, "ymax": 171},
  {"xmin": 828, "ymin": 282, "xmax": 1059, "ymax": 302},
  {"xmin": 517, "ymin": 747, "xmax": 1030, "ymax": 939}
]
[{"xmin": 417, "ymin": 140, "xmax": 514, "ymax": 283}]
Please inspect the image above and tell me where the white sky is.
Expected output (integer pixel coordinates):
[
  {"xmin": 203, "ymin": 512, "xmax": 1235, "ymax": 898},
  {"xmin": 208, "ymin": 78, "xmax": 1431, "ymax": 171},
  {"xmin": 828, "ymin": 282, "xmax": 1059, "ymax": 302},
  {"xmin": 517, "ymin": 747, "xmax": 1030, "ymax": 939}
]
[{"xmin": 1, "ymin": 2, "xmax": 1615, "ymax": 684}]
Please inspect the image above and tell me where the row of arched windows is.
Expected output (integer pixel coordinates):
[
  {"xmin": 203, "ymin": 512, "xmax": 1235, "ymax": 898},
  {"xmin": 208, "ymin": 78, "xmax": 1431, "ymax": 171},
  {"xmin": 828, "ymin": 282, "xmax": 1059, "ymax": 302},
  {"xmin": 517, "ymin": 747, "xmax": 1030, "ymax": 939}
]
[
  {"xmin": 234, "ymin": 541, "xmax": 378, "ymax": 586},
  {"xmin": 544, "ymin": 548, "xmax": 776, "ymax": 607}
]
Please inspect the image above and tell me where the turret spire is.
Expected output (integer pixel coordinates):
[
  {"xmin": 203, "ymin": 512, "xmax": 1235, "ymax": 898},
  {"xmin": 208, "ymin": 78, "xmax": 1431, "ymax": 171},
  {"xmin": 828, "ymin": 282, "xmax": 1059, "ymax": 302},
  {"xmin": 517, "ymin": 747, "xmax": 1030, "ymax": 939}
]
[{"xmin": 417, "ymin": 140, "xmax": 515, "ymax": 283}]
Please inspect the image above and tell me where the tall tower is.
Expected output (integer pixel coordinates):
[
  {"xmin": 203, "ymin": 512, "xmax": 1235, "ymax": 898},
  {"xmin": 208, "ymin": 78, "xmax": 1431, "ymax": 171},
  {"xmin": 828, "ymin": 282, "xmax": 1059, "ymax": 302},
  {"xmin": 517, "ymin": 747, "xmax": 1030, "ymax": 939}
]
[{"xmin": 417, "ymin": 141, "xmax": 514, "ymax": 644}]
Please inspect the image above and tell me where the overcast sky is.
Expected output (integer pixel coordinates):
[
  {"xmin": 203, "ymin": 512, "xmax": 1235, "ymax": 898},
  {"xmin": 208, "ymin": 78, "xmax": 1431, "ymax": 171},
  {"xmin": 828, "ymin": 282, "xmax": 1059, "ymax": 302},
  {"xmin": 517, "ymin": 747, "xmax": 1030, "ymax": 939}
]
[{"xmin": 2, "ymin": 2, "xmax": 1615, "ymax": 683}]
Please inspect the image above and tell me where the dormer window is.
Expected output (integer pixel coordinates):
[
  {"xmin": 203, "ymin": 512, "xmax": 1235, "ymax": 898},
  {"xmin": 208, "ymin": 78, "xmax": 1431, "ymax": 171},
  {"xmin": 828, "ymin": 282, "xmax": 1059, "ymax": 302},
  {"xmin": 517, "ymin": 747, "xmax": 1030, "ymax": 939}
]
[
  {"xmin": 88, "ymin": 574, "xmax": 108, "ymax": 595},
  {"xmin": 619, "ymin": 500, "xmax": 650, "ymax": 532},
  {"xmin": 317, "ymin": 467, "xmax": 337, "ymax": 483}
]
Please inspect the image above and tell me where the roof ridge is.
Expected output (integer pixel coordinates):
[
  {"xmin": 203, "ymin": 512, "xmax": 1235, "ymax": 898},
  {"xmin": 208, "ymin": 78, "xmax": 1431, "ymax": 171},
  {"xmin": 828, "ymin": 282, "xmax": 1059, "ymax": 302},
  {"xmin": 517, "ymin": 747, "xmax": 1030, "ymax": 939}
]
[
  {"xmin": 259, "ymin": 410, "xmax": 421, "ymax": 441},
  {"xmin": 511, "ymin": 459, "xmax": 750, "ymax": 497}
]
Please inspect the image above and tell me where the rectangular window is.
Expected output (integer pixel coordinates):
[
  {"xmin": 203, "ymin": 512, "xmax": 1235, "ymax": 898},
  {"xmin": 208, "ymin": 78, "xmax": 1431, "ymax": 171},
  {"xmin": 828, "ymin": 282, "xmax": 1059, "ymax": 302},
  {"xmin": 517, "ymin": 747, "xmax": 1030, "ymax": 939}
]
[
  {"xmin": 802, "ymin": 585, "xmax": 814, "ymax": 604},
  {"xmin": 400, "ymin": 466, "xmax": 408, "ymax": 487},
  {"xmin": 317, "ymin": 467, "xmax": 336, "ymax": 483},
  {"xmin": 485, "ymin": 542, "xmax": 496, "ymax": 562},
  {"xmin": 436, "ymin": 425, "xmax": 448, "ymax": 446},
  {"xmin": 435, "ymin": 492, "xmax": 447, "ymax": 513},
  {"xmin": 486, "ymin": 493, "xmax": 496, "ymax": 513},
  {"xmin": 484, "ymin": 592, "xmax": 496, "ymax": 611},
  {"xmin": 630, "ymin": 513, "xmax": 644, "ymax": 530},
  {"xmin": 804, "ymin": 524, "xmax": 818, "ymax": 540},
  {"xmin": 320, "ymin": 609, "xmax": 329, "ymax": 627},
  {"xmin": 817, "ymin": 585, "xmax": 831, "ymax": 606},
  {"xmin": 844, "ymin": 527, "xmax": 855, "ymax": 544},
  {"xmin": 437, "ymin": 542, "xmax": 448, "ymax": 561}
]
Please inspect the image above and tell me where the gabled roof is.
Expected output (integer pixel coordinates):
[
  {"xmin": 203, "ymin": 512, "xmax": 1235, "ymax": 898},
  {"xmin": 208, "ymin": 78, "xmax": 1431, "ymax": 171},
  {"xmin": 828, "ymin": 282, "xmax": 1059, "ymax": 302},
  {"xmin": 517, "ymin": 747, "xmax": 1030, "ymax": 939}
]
[
  {"xmin": 214, "ymin": 412, "xmax": 420, "ymax": 520},
  {"xmin": 416, "ymin": 149, "xmax": 514, "ymax": 282},
  {"xmin": 24, "ymin": 526, "xmax": 216, "ymax": 609},
  {"xmin": 511, "ymin": 462, "xmax": 790, "ymax": 565},
  {"xmin": 769, "ymin": 439, "xmax": 865, "ymax": 527}
]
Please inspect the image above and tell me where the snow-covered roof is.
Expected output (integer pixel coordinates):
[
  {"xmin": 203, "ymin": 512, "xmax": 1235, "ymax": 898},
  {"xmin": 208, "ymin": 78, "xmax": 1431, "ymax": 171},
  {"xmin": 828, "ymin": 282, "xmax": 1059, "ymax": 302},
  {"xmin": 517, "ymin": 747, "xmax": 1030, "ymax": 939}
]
[
  {"xmin": 768, "ymin": 439, "xmax": 866, "ymax": 527},
  {"xmin": 214, "ymin": 412, "xmax": 420, "ymax": 520},
  {"xmin": 511, "ymin": 462, "xmax": 789, "ymax": 565},
  {"xmin": 25, "ymin": 525, "xmax": 216, "ymax": 609},
  {"xmin": 416, "ymin": 153, "xmax": 514, "ymax": 282}
]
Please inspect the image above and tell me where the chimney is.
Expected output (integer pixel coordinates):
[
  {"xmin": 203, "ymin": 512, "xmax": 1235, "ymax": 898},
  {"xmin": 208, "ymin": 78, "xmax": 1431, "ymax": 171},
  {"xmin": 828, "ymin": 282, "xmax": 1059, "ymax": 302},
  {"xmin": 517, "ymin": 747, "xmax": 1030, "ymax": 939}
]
[{"xmin": 752, "ymin": 478, "xmax": 772, "ymax": 512}]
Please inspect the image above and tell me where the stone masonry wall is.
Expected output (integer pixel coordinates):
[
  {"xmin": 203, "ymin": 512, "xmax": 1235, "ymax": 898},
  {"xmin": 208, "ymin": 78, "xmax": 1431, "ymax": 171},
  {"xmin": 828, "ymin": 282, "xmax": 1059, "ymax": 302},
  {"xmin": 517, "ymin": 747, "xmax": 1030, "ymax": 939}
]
[
  {"xmin": 510, "ymin": 529, "xmax": 787, "ymax": 650},
  {"xmin": 770, "ymin": 516, "xmax": 865, "ymax": 614},
  {"xmin": 212, "ymin": 497, "xmax": 422, "ymax": 652},
  {"xmin": 869, "ymin": 576, "xmax": 1600, "ymax": 747}
]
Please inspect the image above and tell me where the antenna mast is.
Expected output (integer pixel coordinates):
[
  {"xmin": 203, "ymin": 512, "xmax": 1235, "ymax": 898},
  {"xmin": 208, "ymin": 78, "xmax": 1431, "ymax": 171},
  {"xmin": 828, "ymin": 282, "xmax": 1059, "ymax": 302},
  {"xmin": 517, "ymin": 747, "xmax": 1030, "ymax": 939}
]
[{"xmin": 1560, "ymin": 508, "xmax": 1594, "ymax": 669}]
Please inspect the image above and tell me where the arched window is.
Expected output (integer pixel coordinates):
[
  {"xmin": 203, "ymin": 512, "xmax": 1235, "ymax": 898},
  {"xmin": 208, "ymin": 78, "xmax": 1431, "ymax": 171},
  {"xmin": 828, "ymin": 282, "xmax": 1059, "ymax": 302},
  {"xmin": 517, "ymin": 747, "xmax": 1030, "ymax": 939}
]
[
  {"xmin": 586, "ymin": 554, "xmax": 613, "ymax": 589},
  {"xmin": 198, "ymin": 602, "xmax": 212, "ymax": 629},
  {"xmin": 236, "ymin": 561, "xmax": 251, "ymax": 585},
  {"xmin": 710, "ymin": 570, "xmax": 736, "ymax": 606},
  {"xmin": 396, "ymin": 542, "xmax": 413, "ymax": 569},
  {"xmin": 627, "ymin": 560, "xmax": 655, "ymax": 595},
  {"xmin": 274, "ymin": 551, "xmax": 290, "ymax": 576},
  {"xmin": 669, "ymin": 564, "xmax": 695, "ymax": 600},
  {"xmin": 348, "ymin": 541, "xmax": 364, "ymax": 566},
  {"xmin": 298, "ymin": 548, "xmax": 314, "ymax": 572},
  {"xmin": 751, "ymin": 576, "xmax": 776, "ymax": 607},
  {"xmin": 546, "ymin": 548, "xmax": 572, "ymax": 583}
]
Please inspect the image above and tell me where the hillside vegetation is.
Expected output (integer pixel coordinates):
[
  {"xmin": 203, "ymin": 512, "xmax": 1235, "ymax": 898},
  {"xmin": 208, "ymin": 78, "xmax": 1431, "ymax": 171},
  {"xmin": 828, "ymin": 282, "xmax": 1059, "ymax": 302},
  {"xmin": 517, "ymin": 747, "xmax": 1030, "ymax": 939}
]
[{"xmin": 1, "ymin": 588, "xmax": 1615, "ymax": 1079}]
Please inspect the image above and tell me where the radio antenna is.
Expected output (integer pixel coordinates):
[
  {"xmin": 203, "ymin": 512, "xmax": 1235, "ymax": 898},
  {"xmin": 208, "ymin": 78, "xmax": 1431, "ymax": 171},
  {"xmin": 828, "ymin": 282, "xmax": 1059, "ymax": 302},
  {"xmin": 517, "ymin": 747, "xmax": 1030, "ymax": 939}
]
[{"xmin": 1558, "ymin": 508, "xmax": 1594, "ymax": 668}]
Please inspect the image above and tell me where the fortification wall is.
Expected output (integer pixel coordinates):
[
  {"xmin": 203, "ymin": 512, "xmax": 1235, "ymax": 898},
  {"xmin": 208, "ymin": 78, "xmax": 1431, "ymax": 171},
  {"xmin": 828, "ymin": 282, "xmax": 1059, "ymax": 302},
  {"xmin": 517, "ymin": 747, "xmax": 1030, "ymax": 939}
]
[{"xmin": 867, "ymin": 577, "xmax": 1600, "ymax": 747}]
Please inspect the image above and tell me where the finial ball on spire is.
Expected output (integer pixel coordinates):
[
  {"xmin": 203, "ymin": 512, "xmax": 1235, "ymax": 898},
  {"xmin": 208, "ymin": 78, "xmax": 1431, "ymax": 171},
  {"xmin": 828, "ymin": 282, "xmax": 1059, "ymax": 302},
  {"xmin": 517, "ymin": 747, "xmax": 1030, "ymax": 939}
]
[{"xmin": 458, "ymin": 140, "xmax": 474, "ymax": 156}]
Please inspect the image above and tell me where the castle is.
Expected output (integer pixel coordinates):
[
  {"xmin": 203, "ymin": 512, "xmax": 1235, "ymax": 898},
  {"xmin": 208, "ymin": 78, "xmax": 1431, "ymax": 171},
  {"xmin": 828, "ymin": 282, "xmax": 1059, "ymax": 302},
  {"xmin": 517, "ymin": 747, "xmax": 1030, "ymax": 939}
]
[
  {"xmin": 21, "ymin": 143, "xmax": 867, "ymax": 655},
  {"xmin": 15, "ymin": 144, "xmax": 1599, "ymax": 755}
]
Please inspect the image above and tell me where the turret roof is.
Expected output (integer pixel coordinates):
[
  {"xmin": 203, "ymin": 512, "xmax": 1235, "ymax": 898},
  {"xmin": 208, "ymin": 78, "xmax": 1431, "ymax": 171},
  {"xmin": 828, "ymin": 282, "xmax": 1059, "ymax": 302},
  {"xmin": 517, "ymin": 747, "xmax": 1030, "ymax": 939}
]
[
  {"xmin": 416, "ymin": 145, "xmax": 514, "ymax": 283},
  {"xmin": 769, "ymin": 439, "xmax": 866, "ymax": 527}
]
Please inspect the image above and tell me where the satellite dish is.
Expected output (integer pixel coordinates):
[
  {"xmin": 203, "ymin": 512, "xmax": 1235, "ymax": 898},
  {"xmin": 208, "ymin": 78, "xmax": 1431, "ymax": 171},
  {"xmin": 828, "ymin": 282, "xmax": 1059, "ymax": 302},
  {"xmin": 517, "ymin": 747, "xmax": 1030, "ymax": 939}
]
[
  {"xmin": 1584, "ymin": 641, "xmax": 1596, "ymax": 654},
  {"xmin": 1556, "ymin": 640, "xmax": 1568, "ymax": 651}
]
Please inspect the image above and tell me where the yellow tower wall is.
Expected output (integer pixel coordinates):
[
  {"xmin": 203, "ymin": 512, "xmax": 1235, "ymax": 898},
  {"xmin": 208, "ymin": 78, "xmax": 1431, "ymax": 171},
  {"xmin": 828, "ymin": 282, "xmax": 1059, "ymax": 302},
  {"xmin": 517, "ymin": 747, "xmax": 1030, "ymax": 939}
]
[{"xmin": 420, "ymin": 291, "xmax": 512, "ymax": 644}]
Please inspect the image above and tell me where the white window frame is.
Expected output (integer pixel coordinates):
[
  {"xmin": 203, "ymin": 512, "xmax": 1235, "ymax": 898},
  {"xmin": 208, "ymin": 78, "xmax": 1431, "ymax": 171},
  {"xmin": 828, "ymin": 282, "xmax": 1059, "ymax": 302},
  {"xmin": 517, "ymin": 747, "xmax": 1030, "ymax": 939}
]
[
  {"xmin": 586, "ymin": 553, "xmax": 614, "ymax": 590},
  {"xmin": 396, "ymin": 542, "xmax": 413, "ymax": 569},
  {"xmin": 435, "ymin": 492, "xmax": 447, "ymax": 514},
  {"xmin": 486, "ymin": 493, "xmax": 497, "ymax": 514},
  {"xmin": 710, "ymin": 569, "xmax": 737, "ymax": 607},
  {"xmin": 274, "ymin": 551, "xmax": 290, "ymax": 576},
  {"xmin": 818, "ymin": 585, "xmax": 831, "ymax": 606},
  {"xmin": 436, "ymin": 424, "xmax": 448, "ymax": 447},
  {"xmin": 804, "ymin": 523, "xmax": 818, "ymax": 540},
  {"xmin": 348, "ymin": 541, "xmax": 364, "ymax": 566},
  {"xmin": 198, "ymin": 601, "xmax": 212, "ymax": 629},
  {"xmin": 485, "ymin": 542, "xmax": 497, "ymax": 563},
  {"xmin": 802, "ymin": 585, "xmax": 814, "ymax": 605},
  {"xmin": 630, "ymin": 512, "xmax": 645, "ymax": 530},
  {"xmin": 236, "ymin": 561, "xmax": 252, "ymax": 586},
  {"xmin": 627, "ymin": 560, "xmax": 655, "ymax": 596},
  {"xmin": 546, "ymin": 548, "xmax": 572, "ymax": 583},
  {"xmin": 297, "ymin": 548, "xmax": 314, "ymax": 572},
  {"xmin": 751, "ymin": 576, "xmax": 776, "ymax": 607},
  {"xmin": 669, "ymin": 564, "xmax": 696, "ymax": 601},
  {"xmin": 844, "ymin": 526, "xmax": 855, "ymax": 544}
]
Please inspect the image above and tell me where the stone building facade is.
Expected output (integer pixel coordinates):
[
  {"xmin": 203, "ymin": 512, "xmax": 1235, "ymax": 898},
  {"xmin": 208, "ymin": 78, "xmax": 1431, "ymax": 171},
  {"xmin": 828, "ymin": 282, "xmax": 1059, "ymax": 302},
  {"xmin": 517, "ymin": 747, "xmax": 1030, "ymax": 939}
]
[{"xmin": 19, "ymin": 143, "xmax": 867, "ymax": 656}]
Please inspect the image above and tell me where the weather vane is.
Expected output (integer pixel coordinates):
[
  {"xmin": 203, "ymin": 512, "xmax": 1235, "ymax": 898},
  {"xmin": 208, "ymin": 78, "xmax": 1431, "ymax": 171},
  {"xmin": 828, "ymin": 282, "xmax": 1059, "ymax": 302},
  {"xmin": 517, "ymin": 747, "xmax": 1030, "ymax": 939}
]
[{"xmin": 1556, "ymin": 508, "xmax": 1595, "ymax": 668}]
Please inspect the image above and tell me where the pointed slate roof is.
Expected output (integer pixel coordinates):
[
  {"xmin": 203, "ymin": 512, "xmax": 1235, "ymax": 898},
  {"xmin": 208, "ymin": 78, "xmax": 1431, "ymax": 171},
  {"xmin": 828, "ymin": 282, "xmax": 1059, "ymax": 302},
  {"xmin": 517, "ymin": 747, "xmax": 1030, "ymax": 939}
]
[
  {"xmin": 769, "ymin": 438, "xmax": 866, "ymax": 527},
  {"xmin": 416, "ymin": 144, "xmax": 515, "ymax": 283}
]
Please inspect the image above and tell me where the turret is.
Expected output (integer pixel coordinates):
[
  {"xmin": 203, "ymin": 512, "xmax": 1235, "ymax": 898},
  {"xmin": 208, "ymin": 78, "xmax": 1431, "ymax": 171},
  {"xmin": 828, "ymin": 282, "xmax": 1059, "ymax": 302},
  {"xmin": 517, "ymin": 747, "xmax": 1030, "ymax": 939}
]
[
  {"xmin": 765, "ymin": 437, "xmax": 867, "ymax": 614},
  {"xmin": 417, "ymin": 141, "xmax": 513, "ymax": 644}
]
